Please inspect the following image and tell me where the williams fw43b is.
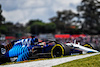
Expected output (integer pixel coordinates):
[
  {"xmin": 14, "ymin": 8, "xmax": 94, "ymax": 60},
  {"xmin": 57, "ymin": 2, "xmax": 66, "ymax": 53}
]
[
  {"xmin": 0, "ymin": 38, "xmax": 99, "ymax": 64},
  {"xmin": 0, "ymin": 38, "xmax": 70, "ymax": 64}
]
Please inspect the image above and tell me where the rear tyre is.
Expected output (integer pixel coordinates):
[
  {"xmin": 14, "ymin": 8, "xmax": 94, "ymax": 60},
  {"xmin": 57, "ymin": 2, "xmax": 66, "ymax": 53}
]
[
  {"xmin": 0, "ymin": 45, "xmax": 11, "ymax": 64},
  {"xmin": 0, "ymin": 45, "xmax": 6, "ymax": 55}
]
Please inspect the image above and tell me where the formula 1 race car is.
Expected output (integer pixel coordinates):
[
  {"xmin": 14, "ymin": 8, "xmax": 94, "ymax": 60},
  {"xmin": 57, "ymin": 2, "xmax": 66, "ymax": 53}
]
[
  {"xmin": 0, "ymin": 38, "xmax": 99, "ymax": 64},
  {"xmin": 65, "ymin": 40, "xmax": 99, "ymax": 54},
  {"xmin": 0, "ymin": 38, "xmax": 71, "ymax": 64}
]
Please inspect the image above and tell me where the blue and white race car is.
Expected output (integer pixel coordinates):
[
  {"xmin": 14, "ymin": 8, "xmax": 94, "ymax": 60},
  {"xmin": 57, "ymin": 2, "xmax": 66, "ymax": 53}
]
[
  {"xmin": 0, "ymin": 38, "xmax": 99, "ymax": 64},
  {"xmin": 0, "ymin": 38, "xmax": 70, "ymax": 64}
]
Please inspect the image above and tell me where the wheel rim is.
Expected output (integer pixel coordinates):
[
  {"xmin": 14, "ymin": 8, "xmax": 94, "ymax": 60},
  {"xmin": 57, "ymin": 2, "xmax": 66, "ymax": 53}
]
[
  {"xmin": 51, "ymin": 44, "xmax": 64, "ymax": 58},
  {"xmin": 53, "ymin": 46, "xmax": 62, "ymax": 57},
  {"xmin": 1, "ymin": 48, "xmax": 6, "ymax": 54},
  {"xmin": 84, "ymin": 44, "xmax": 93, "ymax": 49}
]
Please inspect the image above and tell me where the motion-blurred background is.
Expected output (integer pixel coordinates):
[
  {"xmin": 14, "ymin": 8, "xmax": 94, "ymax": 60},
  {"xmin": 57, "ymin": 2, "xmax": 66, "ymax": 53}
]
[{"xmin": 0, "ymin": 0, "xmax": 100, "ymax": 45}]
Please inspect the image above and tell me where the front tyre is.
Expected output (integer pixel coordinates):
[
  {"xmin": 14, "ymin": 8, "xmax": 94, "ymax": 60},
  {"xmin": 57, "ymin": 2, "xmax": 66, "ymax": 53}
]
[
  {"xmin": 83, "ymin": 43, "xmax": 98, "ymax": 50},
  {"xmin": 51, "ymin": 43, "xmax": 70, "ymax": 58},
  {"xmin": 51, "ymin": 44, "xmax": 64, "ymax": 58},
  {"xmin": 83, "ymin": 44, "xmax": 93, "ymax": 49}
]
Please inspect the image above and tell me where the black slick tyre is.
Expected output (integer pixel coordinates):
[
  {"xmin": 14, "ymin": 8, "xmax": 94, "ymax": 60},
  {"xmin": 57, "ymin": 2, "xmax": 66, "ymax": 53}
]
[{"xmin": 51, "ymin": 43, "xmax": 70, "ymax": 58}]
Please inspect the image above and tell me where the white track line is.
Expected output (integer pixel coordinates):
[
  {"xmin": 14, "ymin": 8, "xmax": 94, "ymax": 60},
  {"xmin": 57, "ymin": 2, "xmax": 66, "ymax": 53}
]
[{"xmin": 0, "ymin": 52, "xmax": 100, "ymax": 67}]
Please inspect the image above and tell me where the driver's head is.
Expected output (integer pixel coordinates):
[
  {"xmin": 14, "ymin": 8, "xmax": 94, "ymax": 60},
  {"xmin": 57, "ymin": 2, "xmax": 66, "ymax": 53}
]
[
  {"xmin": 31, "ymin": 35, "xmax": 35, "ymax": 38},
  {"xmin": 34, "ymin": 38, "xmax": 38, "ymax": 42}
]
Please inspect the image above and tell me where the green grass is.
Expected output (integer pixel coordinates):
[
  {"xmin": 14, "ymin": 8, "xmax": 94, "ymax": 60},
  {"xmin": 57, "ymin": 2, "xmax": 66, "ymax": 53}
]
[
  {"xmin": 53, "ymin": 54, "xmax": 100, "ymax": 67},
  {"xmin": 3, "ymin": 53, "xmax": 97, "ymax": 67},
  {"xmin": 1, "ymin": 54, "xmax": 78, "ymax": 65},
  {"xmin": 1, "ymin": 58, "xmax": 46, "ymax": 65}
]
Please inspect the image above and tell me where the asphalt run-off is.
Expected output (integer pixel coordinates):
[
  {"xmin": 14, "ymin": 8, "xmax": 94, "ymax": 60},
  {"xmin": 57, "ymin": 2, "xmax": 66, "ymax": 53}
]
[{"xmin": 0, "ymin": 52, "xmax": 100, "ymax": 67}]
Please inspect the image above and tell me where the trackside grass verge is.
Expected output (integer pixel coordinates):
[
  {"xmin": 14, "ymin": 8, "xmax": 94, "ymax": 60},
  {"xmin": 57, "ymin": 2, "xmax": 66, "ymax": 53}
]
[
  {"xmin": 0, "ymin": 53, "xmax": 92, "ymax": 65},
  {"xmin": 53, "ymin": 54, "xmax": 100, "ymax": 67},
  {"xmin": 0, "ymin": 54, "xmax": 81, "ymax": 65}
]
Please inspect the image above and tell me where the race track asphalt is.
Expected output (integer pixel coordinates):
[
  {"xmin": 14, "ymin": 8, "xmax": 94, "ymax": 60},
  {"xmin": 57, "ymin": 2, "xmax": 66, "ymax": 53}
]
[{"xmin": 0, "ymin": 52, "xmax": 100, "ymax": 67}]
